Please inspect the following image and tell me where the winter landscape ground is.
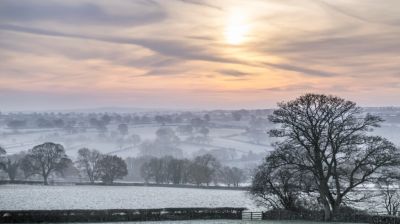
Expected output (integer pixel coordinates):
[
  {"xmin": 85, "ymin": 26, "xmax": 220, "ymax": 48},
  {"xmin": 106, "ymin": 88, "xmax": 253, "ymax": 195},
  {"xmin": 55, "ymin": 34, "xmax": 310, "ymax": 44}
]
[
  {"xmin": 1, "ymin": 1, "xmax": 400, "ymax": 222},
  {"xmin": 1, "ymin": 107, "xmax": 400, "ymax": 216},
  {"xmin": 0, "ymin": 184, "xmax": 258, "ymax": 211},
  {"xmin": 0, "ymin": 124, "xmax": 269, "ymax": 162}
]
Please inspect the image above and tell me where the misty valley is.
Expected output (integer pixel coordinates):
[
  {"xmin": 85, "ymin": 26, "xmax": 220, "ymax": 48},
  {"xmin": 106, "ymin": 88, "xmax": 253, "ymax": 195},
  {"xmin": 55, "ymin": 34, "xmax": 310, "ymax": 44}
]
[
  {"xmin": 1, "ymin": 101, "xmax": 400, "ymax": 223},
  {"xmin": 1, "ymin": 0, "xmax": 400, "ymax": 223}
]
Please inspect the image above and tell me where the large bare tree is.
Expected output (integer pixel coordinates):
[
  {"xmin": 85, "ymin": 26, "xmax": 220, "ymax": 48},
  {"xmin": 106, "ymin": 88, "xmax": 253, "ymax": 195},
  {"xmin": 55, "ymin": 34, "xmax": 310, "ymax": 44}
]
[
  {"xmin": 96, "ymin": 155, "xmax": 127, "ymax": 184},
  {"xmin": 268, "ymin": 93, "xmax": 399, "ymax": 220},
  {"xmin": 0, "ymin": 146, "xmax": 5, "ymax": 169},
  {"xmin": 21, "ymin": 142, "xmax": 71, "ymax": 185},
  {"xmin": 76, "ymin": 148, "xmax": 102, "ymax": 183},
  {"xmin": 190, "ymin": 154, "xmax": 220, "ymax": 186},
  {"xmin": 1, "ymin": 153, "xmax": 24, "ymax": 182}
]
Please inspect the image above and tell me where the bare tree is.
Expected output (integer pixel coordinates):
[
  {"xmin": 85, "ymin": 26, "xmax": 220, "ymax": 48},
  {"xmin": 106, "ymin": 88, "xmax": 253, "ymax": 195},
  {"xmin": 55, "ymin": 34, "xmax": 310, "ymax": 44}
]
[
  {"xmin": 199, "ymin": 127, "xmax": 209, "ymax": 137},
  {"xmin": 232, "ymin": 111, "xmax": 242, "ymax": 121},
  {"xmin": 20, "ymin": 142, "xmax": 71, "ymax": 185},
  {"xmin": 101, "ymin": 114, "xmax": 111, "ymax": 126},
  {"xmin": 97, "ymin": 155, "xmax": 127, "ymax": 184},
  {"xmin": 0, "ymin": 146, "xmax": 5, "ymax": 155},
  {"xmin": 220, "ymin": 166, "xmax": 246, "ymax": 187},
  {"xmin": 251, "ymin": 154, "xmax": 314, "ymax": 211},
  {"xmin": 130, "ymin": 134, "xmax": 141, "ymax": 148},
  {"xmin": 0, "ymin": 146, "xmax": 10, "ymax": 178},
  {"xmin": 190, "ymin": 154, "xmax": 220, "ymax": 186},
  {"xmin": 118, "ymin": 123, "xmax": 129, "ymax": 135},
  {"xmin": 0, "ymin": 146, "xmax": 5, "ymax": 170},
  {"xmin": 1, "ymin": 153, "xmax": 24, "ymax": 182},
  {"xmin": 177, "ymin": 125, "xmax": 193, "ymax": 136},
  {"xmin": 140, "ymin": 157, "xmax": 167, "ymax": 184},
  {"xmin": 268, "ymin": 93, "xmax": 399, "ymax": 220},
  {"xmin": 230, "ymin": 167, "xmax": 246, "ymax": 187},
  {"xmin": 125, "ymin": 156, "xmax": 151, "ymax": 181},
  {"xmin": 154, "ymin": 115, "xmax": 167, "ymax": 126},
  {"xmin": 90, "ymin": 117, "xmax": 108, "ymax": 133},
  {"xmin": 140, "ymin": 160, "xmax": 152, "ymax": 183},
  {"xmin": 247, "ymin": 116, "xmax": 267, "ymax": 144},
  {"xmin": 7, "ymin": 120, "xmax": 26, "ymax": 132},
  {"xmin": 76, "ymin": 148, "xmax": 102, "ymax": 183},
  {"xmin": 139, "ymin": 128, "xmax": 182, "ymax": 158},
  {"xmin": 166, "ymin": 157, "xmax": 186, "ymax": 184},
  {"xmin": 376, "ymin": 169, "xmax": 400, "ymax": 215}
]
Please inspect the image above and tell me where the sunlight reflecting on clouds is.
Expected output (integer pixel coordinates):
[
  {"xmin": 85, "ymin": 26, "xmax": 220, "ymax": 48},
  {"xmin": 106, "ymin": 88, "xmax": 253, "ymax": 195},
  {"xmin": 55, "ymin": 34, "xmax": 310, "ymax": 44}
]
[
  {"xmin": 0, "ymin": 0, "xmax": 399, "ymax": 110},
  {"xmin": 224, "ymin": 9, "xmax": 250, "ymax": 45}
]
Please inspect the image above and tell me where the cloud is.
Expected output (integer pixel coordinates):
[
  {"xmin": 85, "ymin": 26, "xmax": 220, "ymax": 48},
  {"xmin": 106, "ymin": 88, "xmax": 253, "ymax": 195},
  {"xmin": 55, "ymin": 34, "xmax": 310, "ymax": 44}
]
[
  {"xmin": 264, "ymin": 62, "xmax": 337, "ymax": 77},
  {"xmin": 143, "ymin": 68, "xmax": 189, "ymax": 77},
  {"xmin": 256, "ymin": 15, "xmax": 400, "ymax": 78},
  {"xmin": 277, "ymin": 34, "xmax": 400, "ymax": 58},
  {"xmin": 258, "ymin": 30, "xmax": 400, "ymax": 79},
  {"xmin": 0, "ymin": 30, "xmax": 185, "ymax": 71},
  {"xmin": 0, "ymin": 0, "xmax": 399, "ymax": 109},
  {"xmin": 0, "ymin": 24, "xmax": 245, "ymax": 66},
  {"xmin": 178, "ymin": 0, "xmax": 223, "ymax": 11},
  {"xmin": 314, "ymin": 0, "xmax": 400, "ymax": 27},
  {"xmin": 218, "ymin": 69, "xmax": 251, "ymax": 77},
  {"xmin": 260, "ymin": 84, "xmax": 314, "ymax": 92},
  {"xmin": 0, "ymin": 0, "xmax": 167, "ymax": 26}
]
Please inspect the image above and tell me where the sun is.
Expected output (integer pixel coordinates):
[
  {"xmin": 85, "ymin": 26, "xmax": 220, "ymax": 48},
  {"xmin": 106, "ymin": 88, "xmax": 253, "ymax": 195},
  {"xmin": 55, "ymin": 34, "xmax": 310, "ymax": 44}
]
[{"xmin": 224, "ymin": 10, "xmax": 250, "ymax": 45}]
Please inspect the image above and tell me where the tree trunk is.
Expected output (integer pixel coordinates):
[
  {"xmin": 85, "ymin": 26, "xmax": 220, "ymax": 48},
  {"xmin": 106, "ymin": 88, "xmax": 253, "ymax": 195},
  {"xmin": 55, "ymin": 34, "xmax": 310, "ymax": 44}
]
[
  {"xmin": 8, "ymin": 170, "xmax": 16, "ymax": 182},
  {"xmin": 89, "ymin": 175, "xmax": 95, "ymax": 183},
  {"xmin": 9, "ymin": 174, "xmax": 15, "ymax": 182},
  {"xmin": 331, "ymin": 197, "xmax": 342, "ymax": 220},
  {"xmin": 43, "ymin": 175, "xmax": 49, "ymax": 185},
  {"xmin": 323, "ymin": 202, "xmax": 331, "ymax": 221},
  {"xmin": 319, "ymin": 189, "xmax": 332, "ymax": 221}
]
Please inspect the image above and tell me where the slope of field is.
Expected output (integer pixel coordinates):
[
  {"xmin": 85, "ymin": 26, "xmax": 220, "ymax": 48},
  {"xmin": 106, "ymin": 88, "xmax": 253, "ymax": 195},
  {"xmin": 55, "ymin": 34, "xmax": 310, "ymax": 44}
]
[
  {"xmin": 0, "ymin": 185, "xmax": 259, "ymax": 211},
  {"xmin": 0, "ymin": 124, "xmax": 271, "ymax": 161}
]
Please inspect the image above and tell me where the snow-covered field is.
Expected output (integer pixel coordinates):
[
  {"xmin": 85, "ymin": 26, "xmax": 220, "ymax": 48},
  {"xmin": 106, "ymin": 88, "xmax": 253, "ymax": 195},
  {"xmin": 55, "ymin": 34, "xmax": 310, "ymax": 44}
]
[
  {"xmin": 0, "ymin": 185, "xmax": 259, "ymax": 211},
  {"xmin": 0, "ymin": 125, "xmax": 271, "ymax": 159}
]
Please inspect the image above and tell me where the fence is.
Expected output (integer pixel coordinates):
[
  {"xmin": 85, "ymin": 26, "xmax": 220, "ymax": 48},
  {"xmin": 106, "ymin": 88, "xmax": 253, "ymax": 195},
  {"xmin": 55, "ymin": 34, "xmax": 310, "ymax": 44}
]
[
  {"xmin": 242, "ymin": 211, "xmax": 262, "ymax": 220},
  {"xmin": 0, "ymin": 207, "xmax": 246, "ymax": 223},
  {"xmin": 261, "ymin": 209, "xmax": 393, "ymax": 223},
  {"xmin": 2, "ymin": 207, "xmax": 400, "ymax": 223},
  {"xmin": 370, "ymin": 215, "xmax": 400, "ymax": 224}
]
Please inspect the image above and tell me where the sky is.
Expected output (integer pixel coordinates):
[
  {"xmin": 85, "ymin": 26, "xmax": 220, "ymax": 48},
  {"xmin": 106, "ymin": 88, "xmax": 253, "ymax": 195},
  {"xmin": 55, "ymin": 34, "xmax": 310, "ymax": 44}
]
[{"xmin": 0, "ymin": 0, "xmax": 399, "ymax": 111}]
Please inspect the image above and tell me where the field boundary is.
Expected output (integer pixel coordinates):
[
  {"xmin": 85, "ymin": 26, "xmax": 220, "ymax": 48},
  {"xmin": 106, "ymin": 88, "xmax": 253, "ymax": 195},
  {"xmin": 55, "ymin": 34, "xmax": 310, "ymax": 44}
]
[
  {"xmin": 0, "ymin": 180, "xmax": 249, "ymax": 190},
  {"xmin": 76, "ymin": 182, "xmax": 249, "ymax": 190},
  {"xmin": 1, "ymin": 206, "xmax": 399, "ymax": 223},
  {"xmin": 0, "ymin": 207, "xmax": 246, "ymax": 223}
]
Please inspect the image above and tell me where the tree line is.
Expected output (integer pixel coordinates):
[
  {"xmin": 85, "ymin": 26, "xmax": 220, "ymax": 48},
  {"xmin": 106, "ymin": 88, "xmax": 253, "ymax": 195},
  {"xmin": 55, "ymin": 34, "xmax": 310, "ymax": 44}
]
[
  {"xmin": 0, "ymin": 144, "xmax": 127, "ymax": 185},
  {"xmin": 0, "ymin": 144, "xmax": 246, "ymax": 187},
  {"xmin": 140, "ymin": 154, "xmax": 245, "ymax": 187}
]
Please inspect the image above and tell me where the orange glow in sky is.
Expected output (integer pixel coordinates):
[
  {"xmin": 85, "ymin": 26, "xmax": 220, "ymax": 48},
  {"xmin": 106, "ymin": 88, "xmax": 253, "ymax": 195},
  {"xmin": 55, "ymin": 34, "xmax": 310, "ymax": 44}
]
[{"xmin": 0, "ymin": 0, "xmax": 399, "ymax": 111}]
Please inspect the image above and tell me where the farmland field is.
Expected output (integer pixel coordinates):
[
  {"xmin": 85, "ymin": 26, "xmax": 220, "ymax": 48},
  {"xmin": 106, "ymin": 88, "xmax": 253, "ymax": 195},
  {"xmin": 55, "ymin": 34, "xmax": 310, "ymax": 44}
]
[
  {"xmin": 0, "ymin": 124, "xmax": 272, "ymax": 159},
  {"xmin": 0, "ymin": 185, "xmax": 259, "ymax": 211}
]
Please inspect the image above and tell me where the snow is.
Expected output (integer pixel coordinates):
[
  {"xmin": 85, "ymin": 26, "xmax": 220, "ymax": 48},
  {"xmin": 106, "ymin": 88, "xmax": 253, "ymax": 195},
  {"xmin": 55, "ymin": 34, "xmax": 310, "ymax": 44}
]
[
  {"xmin": 0, "ymin": 125, "xmax": 272, "ymax": 159},
  {"xmin": 0, "ymin": 185, "xmax": 259, "ymax": 211}
]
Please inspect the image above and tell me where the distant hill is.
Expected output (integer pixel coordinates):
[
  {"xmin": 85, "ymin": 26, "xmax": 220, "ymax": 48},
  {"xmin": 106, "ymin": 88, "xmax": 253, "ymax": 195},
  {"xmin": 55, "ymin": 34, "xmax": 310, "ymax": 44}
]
[{"xmin": 3, "ymin": 106, "xmax": 400, "ymax": 115}]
